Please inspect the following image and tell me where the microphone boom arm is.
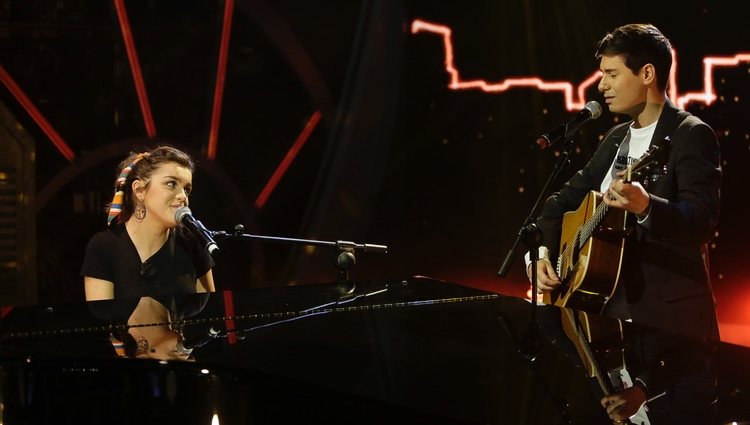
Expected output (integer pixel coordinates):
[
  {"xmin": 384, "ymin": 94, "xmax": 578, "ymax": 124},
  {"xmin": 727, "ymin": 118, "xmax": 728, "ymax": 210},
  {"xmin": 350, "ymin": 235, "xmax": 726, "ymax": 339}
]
[
  {"xmin": 212, "ymin": 225, "xmax": 388, "ymax": 280},
  {"xmin": 212, "ymin": 226, "xmax": 387, "ymax": 253}
]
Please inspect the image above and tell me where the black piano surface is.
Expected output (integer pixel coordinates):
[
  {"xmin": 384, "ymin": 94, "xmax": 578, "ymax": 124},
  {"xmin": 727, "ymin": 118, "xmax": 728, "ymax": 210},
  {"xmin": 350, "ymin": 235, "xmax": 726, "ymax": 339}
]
[{"xmin": 1, "ymin": 276, "xmax": 749, "ymax": 424}]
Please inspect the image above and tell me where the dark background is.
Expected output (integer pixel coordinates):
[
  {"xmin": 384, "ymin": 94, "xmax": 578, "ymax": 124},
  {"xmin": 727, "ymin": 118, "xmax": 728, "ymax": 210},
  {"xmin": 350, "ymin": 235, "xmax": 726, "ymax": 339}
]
[{"xmin": 1, "ymin": 0, "xmax": 748, "ymax": 346}]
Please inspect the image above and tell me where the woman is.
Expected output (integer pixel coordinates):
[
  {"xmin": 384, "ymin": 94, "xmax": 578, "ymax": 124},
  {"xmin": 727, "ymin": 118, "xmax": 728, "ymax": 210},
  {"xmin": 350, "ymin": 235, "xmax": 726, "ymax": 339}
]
[{"xmin": 82, "ymin": 145, "xmax": 215, "ymax": 301}]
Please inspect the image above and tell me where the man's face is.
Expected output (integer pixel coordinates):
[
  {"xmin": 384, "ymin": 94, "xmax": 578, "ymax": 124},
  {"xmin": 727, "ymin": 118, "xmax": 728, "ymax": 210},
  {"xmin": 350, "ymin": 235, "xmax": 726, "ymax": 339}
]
[{"xmin": 598, "ymin": 54, "xmax": 648, "ymax": 116}]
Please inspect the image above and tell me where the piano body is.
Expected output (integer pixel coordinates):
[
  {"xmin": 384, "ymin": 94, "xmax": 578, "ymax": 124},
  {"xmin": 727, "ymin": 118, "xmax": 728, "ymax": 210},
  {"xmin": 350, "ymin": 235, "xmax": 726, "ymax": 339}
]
[{"xmin": 0, "ymin": 277, "xmax": 748, "ymax": 424}]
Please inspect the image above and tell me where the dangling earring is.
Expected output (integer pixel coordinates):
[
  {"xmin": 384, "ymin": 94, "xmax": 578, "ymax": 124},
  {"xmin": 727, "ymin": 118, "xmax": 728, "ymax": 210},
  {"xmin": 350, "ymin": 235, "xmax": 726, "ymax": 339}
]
[{"xmin": 134, "ymin": 201, "xmax": 146, "ymax": 222}]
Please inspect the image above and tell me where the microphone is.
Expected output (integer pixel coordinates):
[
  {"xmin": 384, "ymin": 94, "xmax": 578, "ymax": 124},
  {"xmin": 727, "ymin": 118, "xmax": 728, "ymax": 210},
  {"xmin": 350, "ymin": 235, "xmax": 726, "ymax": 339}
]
[
  {"xmin": 175, "ymin": 326, "xmax": 220, "ymax": 355},
  {"xmin": 536, "ymin": 101, "xmax": 602, "ymax": 149},
  {"xmin": 174, "ymin": 206, "xmax": 220, "ymax": 257}
]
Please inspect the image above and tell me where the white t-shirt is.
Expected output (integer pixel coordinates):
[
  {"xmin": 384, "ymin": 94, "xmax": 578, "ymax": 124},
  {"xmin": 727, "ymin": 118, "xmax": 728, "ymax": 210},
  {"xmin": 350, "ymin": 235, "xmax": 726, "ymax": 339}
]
[{"xmin": 599, "ymin": 121, "xmax": 657, "ymax": 192}]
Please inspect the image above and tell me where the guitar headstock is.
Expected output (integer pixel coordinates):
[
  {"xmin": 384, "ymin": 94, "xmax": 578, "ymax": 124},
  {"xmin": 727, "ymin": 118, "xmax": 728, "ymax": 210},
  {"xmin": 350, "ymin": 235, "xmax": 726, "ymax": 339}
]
[{"xmin": 625, "ymin": 136, "xmax": 671, "ymax": 184}]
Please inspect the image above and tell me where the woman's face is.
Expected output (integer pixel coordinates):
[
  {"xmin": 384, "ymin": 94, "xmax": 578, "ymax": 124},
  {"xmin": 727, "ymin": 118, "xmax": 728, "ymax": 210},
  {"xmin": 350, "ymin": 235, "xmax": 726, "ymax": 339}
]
[{"xmin": 135, "ymin": 161, "xmax": 193, "ymax": 228}]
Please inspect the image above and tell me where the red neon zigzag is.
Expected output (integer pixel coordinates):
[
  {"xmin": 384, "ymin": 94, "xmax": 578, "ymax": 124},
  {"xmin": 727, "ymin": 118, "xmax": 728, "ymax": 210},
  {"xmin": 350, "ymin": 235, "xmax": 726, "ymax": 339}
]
[{"xmin": 411, "ymin": 19, "xmax": 750, "ymax": 111}]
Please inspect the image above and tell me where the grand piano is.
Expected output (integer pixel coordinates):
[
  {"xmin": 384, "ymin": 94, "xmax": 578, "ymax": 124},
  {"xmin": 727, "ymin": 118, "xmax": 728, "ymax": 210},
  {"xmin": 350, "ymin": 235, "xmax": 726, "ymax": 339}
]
[{"xmin": 1, "ymin": 277, "xmax": 748, "ymax": 424}]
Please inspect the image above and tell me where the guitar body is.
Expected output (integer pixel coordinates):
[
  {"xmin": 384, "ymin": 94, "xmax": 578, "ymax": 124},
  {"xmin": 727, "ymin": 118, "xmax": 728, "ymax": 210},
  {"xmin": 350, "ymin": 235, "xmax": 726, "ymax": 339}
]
[{"xmin": 545, "ymin": 191, "xmax": 628, "ymax": 313}]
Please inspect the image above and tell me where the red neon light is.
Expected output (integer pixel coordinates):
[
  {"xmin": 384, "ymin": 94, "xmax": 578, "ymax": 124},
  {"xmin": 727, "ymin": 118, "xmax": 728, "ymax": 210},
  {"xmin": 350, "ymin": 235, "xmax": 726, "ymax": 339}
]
[
  {"xmin": 255, "ymin": 111, "xmax": 322, "ymax": 209},
  {"xmin": 411, "ymin": 19, "xmax": 750, "ymax": 111},
  {"xmin": 114, "ymin": 0, "xmax": 157, "ymax": 138},
  {"xmin": 207, "ymin": 0, "xmax": 235, "ymax": 161},
  {"xmin": 0, "ymin": 65, "xmax": 75, "ymax": 161},
  {"xmin": 676, "ymin": 54, "xmax": 750, "ymax": 109}
]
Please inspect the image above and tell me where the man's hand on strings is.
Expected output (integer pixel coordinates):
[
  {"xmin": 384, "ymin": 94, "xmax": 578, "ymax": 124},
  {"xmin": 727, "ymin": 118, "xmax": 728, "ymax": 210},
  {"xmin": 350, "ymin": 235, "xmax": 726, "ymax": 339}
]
[
  {"xmin": 526, "ymin": 259, "xmax": 561, "ymax": 293},
  {"xmin": 604, "ymin": 171, "xmax": 651, "ymax": 216}
]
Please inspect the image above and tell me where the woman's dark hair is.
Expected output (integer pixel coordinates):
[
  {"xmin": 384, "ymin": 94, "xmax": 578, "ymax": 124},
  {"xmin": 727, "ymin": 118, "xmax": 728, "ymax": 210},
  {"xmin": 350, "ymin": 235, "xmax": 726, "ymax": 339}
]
[
  {"xmin": 595, "ymin": 24, "xmax": 673, "ymax": 92},
  {"xmin": 110, "ymin": 145, "xmax": 195, "ymax": 224}
]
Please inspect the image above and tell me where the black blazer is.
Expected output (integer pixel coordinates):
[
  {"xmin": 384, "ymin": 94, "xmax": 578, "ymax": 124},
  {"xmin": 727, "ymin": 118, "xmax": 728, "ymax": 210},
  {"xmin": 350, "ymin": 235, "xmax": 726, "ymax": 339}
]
[{"xmin": 537, "ymin": 100, "xmax": 721, "ymax": 341}]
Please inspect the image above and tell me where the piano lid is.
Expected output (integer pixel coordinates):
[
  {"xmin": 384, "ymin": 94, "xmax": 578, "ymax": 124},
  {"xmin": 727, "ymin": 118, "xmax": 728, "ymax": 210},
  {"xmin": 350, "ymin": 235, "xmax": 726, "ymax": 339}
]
[{"xmin": 1, "ymin": 276, "xmax": 748, "ymax": 424}]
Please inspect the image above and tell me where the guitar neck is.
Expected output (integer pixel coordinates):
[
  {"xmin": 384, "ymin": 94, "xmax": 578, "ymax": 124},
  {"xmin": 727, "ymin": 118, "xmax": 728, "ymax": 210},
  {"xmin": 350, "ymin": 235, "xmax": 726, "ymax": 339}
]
[
  {"xmin": 579, "ymin": 197, "xmax": 609, "ymax": 250},
  {"xmin": 578, "ymin": 143, "xmax": 640, "ymax": 247},
  {"xmin": 564, "ymin": 309, "xmax": 614, "ymax": 395}
]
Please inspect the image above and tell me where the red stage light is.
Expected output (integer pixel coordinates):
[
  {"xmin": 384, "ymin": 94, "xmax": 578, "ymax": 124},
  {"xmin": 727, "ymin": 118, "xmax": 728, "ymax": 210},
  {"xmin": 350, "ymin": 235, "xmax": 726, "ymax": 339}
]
[
  {"xmin": 255, "ymin": 111, "xmax": 322, "ymax": 209},
  {"xmin": 207, "ymin": 0, "xmax": 236, "ymax": 161},
  {"xmin": 0, "ymin": 65, "xmax": 75, "ymax": 161},
  {"xmin": 114, "ymin": 0, "xmax": 157, "ymax": 138}
]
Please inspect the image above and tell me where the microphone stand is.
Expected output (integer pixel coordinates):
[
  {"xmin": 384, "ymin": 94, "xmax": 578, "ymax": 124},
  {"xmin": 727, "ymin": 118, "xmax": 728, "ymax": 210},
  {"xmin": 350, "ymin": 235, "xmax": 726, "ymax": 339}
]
[
  {"xmin": 211, "ymin": 225, "xmax": 388, "ymax": 289},
  {"xmin": 496, "ymin": 135, "xmax": 578, "ymax": 360},
  {"xmin": 493, "ymin": 137, "xmax": 580, "ymax": 424}
]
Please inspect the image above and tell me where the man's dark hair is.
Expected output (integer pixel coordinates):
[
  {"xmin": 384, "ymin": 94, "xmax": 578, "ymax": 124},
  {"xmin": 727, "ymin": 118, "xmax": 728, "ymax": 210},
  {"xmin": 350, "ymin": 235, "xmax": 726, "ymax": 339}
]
[{"xmin": 595, "ymin": 24, "xmax": 672, "ymax": 92}]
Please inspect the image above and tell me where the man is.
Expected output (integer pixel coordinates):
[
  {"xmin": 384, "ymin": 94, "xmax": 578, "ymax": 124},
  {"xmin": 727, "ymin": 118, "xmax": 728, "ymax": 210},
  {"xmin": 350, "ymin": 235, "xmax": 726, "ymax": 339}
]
[{"xmin": 527, "ymin": 24, "xmax": 721, "ymax": 424}]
